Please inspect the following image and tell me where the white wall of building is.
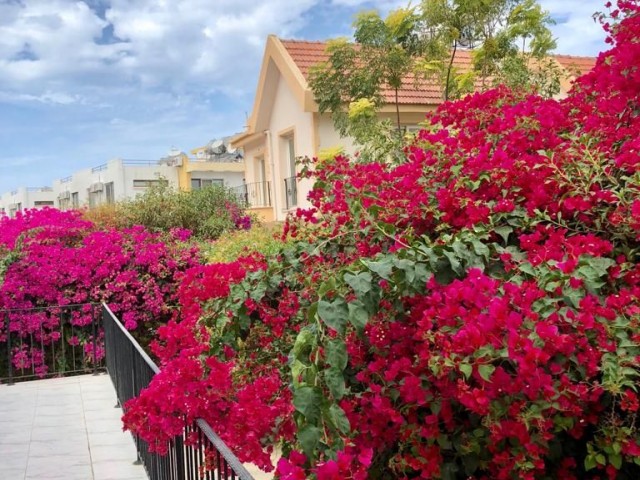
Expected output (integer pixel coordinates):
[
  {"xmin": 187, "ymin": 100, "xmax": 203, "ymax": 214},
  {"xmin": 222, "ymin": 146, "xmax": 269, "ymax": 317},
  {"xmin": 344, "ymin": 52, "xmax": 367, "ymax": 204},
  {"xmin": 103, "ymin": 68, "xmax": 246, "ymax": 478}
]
[
  {"xmin": 0, "ymin": 187, "xmax": 56, "ymax": 217},
  {"xmin": 268, "ymin": 73, "xmax": 315, "ymax": 220}
]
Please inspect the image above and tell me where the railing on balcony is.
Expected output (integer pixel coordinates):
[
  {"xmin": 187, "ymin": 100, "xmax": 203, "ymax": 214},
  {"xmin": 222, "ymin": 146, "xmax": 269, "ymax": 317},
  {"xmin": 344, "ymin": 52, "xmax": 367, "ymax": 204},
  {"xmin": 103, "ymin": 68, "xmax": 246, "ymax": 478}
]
[
  {"xmin": 284, "ymin": 176, "xmax": 297, "ymax": 210},
  {"xmin": 1, "ymin": 303, "xmax": 102, "ymax": 384},
  {"xmin": 232, "ymin": 181, "xmax": 272, "ymax": 208},
  {"xmin": 102, "ymin": 304, "xmax": 255, "ymax": 480}
]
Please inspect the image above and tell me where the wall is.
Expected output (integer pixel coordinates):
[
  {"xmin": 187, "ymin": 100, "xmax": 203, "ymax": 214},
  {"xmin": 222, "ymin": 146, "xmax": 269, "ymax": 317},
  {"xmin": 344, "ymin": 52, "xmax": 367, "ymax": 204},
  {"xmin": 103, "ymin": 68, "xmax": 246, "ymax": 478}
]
[{"xmin": 268, "ymin": 73, "xmax": 315, "ymax": 221}]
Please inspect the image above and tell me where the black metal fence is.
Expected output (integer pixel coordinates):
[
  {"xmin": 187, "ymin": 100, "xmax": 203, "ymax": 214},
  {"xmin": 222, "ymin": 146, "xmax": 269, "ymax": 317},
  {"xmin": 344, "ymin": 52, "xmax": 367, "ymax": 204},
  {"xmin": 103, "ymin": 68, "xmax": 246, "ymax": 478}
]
[
  {"xmin": 1, "ymin": 303, "xmax": 102, "ymax": 384},
  {"xmin": 102, "ymin": 303, "xmax": 255, "ymax": 480},
  {"xmin": 232, "ymin": 181, "xmax": 272, "ymax": 208},
  {"xmin": 284, "ymin": 176, "xmax": 297, "ymax": 210}
]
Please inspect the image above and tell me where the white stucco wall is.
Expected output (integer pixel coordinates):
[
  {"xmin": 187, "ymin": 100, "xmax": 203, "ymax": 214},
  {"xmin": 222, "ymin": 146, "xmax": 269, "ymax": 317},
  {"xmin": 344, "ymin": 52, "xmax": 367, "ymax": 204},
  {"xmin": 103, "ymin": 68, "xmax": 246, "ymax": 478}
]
[{"xmin": 268, "ymin": 74, "xmax": 315, "ymax": 220}]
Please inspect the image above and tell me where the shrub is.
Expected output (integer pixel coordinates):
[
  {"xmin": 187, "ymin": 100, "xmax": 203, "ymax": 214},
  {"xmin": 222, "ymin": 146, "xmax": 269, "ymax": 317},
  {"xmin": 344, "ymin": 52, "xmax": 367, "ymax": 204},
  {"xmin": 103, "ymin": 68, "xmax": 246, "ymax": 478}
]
[
  {"xmin": 123, "ymin": 3, "xmax": 640, "ymax": 479},
  {"xmin": 88, "ymin": 179, "xmax": 251, "ymax": 240},
  {"xmin": 202, "ymin": 225, "xmax": 285, "ymax": 264},
  {"xmin": 0, "ymin": 208, "xmax": 201, "ymax": 376}
]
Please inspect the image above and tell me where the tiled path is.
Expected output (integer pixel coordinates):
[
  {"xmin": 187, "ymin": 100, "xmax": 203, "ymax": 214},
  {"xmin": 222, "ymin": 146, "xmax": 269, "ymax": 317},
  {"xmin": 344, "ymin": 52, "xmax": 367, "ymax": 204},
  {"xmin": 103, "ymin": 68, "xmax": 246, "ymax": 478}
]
[{"xmin": 0, "ymin": 373, "xmax": 147, "ymax": 480}]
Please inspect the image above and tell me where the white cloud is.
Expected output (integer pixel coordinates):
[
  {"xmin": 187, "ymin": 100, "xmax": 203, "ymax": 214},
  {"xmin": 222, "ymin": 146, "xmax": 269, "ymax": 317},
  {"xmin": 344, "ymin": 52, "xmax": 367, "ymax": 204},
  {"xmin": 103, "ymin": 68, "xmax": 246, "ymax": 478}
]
[{"xmin": 541, "ymin": 0, "xmax": 607, "ymax": 56}]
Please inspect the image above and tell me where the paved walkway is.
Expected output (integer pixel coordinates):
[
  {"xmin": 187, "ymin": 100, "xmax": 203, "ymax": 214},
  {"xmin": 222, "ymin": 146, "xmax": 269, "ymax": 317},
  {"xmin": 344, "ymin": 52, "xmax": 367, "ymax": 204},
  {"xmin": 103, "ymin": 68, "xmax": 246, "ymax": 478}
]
[{"xmin": 0, "ymin": 373, "xmax": 147, "ymax": 480}]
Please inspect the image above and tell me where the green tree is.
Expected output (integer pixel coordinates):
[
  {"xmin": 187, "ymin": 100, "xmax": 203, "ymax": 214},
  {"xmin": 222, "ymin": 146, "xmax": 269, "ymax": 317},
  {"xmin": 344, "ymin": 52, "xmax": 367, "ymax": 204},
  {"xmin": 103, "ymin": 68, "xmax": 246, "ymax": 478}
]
[
  {"xmin": 309, "ymin": 1, "xmax": 559, "ymax": 161},
  {"xmin": 309, "ymin": 8, "xmax": 422, "ymax": 162},
  {"xmin": 419, "ymin": 0, "xmax": 558, "ymax": 100}
]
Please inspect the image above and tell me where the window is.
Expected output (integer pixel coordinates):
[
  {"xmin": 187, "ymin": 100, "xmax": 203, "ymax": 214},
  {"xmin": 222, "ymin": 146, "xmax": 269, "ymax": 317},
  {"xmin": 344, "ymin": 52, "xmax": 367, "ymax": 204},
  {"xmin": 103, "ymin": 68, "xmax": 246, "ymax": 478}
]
[
  {"xmin": 191, "ymin": 178, "xmax": 224, "ymax": 190},
  {"xmin": 281, "ymin": 134, "xmax": 297, "ymax": 209},
  {"xmin": 133, "ymin": 179, "xmax": 161, "ymax": 189},
  {"xmin": 71, "ymin": 192, "xmax": 79, "ymax": 209},
  {"xmin": 34, "ymin": 201, "xmax": 54, "ymax": 207},
  {"xmin": 105, "ymin": 182, "xmax": 115, "ymax": 204},
  {"xmin": 286, "ymin": 136, "xmax": 296, "ymax": 177}
]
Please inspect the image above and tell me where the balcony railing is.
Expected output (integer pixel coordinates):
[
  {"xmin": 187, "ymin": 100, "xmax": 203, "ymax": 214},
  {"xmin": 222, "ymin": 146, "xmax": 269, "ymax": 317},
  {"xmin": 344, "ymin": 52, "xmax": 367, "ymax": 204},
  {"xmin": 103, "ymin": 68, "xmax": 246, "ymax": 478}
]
[
  {"xmin": 284, "ymin": 176, "xmax": 297, "ymax": 210},
  {"xmin": 1, "ymin": 303, "xmax": 103, "ymax": 384},
  {"xmin": 102, "ymin": 304, "xmax": 255, "ymax": 480},
  {"xmin": 232, "ymin": 181, "xmax": 272, "ymax": 208}
]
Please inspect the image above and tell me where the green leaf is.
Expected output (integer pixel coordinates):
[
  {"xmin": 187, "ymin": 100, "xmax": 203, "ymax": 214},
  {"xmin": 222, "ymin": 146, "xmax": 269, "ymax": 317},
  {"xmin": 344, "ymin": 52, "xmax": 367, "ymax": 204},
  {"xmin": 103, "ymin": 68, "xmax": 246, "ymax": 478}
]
[
  {"xmin": 326, "ymin": 339, "xmax": 348, "ymax": 370},
  {"xmin": 348, "ymin": 301, "xmax": 369, "ymax": 334},
  {"xmin": 318, "ymin": 277, "xmax": 336, "ymax": 298},
  {"xmin": 298, "ymin": 424, "xmax": 321, "ymax": 459},
  {"xmin": 344, "ymin": 271, "xmax": 373, "ymax": 296},
  {"xmin": 584, "ymin": 455, "xmax": 597, "ymax": 471},
  {"xmin": 609, "ymin": 453, "xmax": 622, "ymax": 470},
  {"xmin": 443, "ymin": 250, "xmax": 463, "ymax": 275},
  {"xmin": 494, "ymin": 226, "xmax": 513, "ymax": 244},
  {"xmin": 318, "ymin": 299, "xmax": 348, "ymax": 334},
  {"xmin": 324, "ymin": 367, "xmax": 346, "ymax": 400},
  {"xmin": 364, "ymin": 257, "xmax": 394, "ymax": 280},
  {"xmin": 471, "ymin": 240, "xmax": 490, "ymax": 260},
  {"xmin": 478, "ymin": 364, "xmax": 495, "ymax": 382},
  {"xmin": 292, "ymin": 326, "xmax": 316, "ymax": 360},
  {"xmin": 459, "ymin": 363, "xmax": 472, "ymax": 380},
  {"xmin": 328, "ymin": 404, "xmax": 350, "ymax": 435},
  {"xmin": 519, "ymin": 263, "xmax": 536, "ymax": 276},
  {"xmin": 293, "ymin": 386, "xmax": 323, "ymax": 423}
]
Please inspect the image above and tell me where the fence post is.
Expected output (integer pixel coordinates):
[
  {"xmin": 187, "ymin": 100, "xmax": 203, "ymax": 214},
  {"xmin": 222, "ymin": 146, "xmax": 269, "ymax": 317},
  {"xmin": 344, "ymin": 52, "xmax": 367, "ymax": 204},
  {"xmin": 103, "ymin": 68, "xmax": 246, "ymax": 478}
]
[
  {"xmin": 92, "ymin": 304, "xmax": 99, "ymax": 375},
  {"xmin": 5, "ymin": 313, "xmax": 13, "ymax": 385}
]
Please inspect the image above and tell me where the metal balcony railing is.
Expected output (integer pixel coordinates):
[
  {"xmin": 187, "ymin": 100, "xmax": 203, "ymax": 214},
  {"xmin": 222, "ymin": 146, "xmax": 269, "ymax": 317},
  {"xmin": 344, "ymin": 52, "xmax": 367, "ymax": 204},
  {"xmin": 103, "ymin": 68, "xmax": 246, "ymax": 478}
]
[
  {"xmin": 284, "ymin": 176, "xmax": 297, "ymax": 210},
  {"xmin": 102, "ymin": 304, "xmax": 255, "ymax": 480},
  {"xmin": 232, "ymin": 181, "xmax": 272, "ymax": 208}
]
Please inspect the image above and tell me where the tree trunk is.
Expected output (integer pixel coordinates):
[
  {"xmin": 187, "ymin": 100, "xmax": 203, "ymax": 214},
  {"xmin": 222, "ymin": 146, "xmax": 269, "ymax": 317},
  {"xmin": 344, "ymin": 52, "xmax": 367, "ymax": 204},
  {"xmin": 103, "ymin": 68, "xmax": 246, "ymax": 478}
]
[
  {"xmin": 445, "ymin": 40, "xmax": 458, "ymax": 101},
  {"xmin": 395, "ymin": 86, "xmax": 402, "ymax": 139}
]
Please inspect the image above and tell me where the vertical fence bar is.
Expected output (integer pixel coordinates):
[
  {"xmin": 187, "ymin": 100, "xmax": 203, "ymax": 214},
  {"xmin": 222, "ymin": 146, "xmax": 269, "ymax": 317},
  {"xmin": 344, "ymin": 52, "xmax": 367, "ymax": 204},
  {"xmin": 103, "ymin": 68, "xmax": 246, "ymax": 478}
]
[
  {"xmin": 5, "ymin": 313, "xmax": 13, "ymax": 385},
  {"xmin": 92, "ymin": 304, "xmax": 98, "ymax": 374}
]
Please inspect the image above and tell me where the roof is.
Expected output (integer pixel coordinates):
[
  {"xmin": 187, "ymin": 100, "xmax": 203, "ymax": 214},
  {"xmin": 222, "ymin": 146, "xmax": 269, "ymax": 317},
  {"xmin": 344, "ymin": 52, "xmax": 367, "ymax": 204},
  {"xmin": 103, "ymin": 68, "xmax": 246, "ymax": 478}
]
[
  {"xmin": 279, "ymin": 38, "xmax": 597, "ymax": 105},
  {"xmin": 554, "ymin": 54, "xmax": 597, "ymax": 77}
]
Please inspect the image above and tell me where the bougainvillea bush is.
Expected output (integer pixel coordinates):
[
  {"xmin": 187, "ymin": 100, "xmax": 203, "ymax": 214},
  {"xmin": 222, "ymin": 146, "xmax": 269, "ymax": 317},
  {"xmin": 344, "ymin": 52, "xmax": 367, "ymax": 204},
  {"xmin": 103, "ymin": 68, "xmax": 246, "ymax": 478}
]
[
  {"xmin": 124, "ymin": 2, "xmax": 640, "ymax": 478},
  {"xmin": 0, "ymin": 208, "xmax": 201, "ymax": 376}
]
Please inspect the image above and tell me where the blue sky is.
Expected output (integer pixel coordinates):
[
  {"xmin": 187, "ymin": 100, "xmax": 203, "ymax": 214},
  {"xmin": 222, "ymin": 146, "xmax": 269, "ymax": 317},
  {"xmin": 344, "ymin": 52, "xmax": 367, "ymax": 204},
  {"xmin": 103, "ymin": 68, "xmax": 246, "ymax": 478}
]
[{"xmin": 0, "ymin": 0, "xmax": 609, "ymax": 194}]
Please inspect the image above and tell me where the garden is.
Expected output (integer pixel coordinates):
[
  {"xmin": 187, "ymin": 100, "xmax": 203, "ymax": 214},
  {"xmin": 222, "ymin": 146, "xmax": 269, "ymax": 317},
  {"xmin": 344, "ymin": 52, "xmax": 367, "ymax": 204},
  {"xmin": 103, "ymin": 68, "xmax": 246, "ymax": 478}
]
[{"xmin": 2, "ymin": 1, "xmax": 640, "ymax": 479}]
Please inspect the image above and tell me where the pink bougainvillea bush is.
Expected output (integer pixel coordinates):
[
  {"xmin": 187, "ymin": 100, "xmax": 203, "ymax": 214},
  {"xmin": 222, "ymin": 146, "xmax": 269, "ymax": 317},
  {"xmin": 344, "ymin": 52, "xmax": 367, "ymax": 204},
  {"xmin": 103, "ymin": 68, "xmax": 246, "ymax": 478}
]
[
  {"xmin": 124, "ymin": 2, "xmax": 640, "ymax": 478},
  {"xmin": 0, "ymin": 207, "xmax": 201, "ymax": 376}
]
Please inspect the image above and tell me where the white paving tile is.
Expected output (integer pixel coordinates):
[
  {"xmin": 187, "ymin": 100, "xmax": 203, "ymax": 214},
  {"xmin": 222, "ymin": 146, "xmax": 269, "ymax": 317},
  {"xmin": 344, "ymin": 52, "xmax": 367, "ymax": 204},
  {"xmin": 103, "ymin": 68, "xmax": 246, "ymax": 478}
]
[{"xmin": 0, "ymin": 374, "xmax": 148, "ymax": 480}]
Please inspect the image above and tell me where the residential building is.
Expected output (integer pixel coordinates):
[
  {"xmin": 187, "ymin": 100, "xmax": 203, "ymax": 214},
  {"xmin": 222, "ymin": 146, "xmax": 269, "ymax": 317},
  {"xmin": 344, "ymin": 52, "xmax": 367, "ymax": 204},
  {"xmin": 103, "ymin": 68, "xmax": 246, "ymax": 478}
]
[
  {"xmin": 232, "ymin": 35, "xmax": 596, "ymax": 222},
  {"xmin": 0, "ymin": 187, "xmax": 56, "ymax": 217},
  {"xmin": 175, "ymin": 140, "xmax": 245, "ymax": 192},
  {"xmin": 52, "ymin": 158, "xmax": 181, "ymax": 211}
]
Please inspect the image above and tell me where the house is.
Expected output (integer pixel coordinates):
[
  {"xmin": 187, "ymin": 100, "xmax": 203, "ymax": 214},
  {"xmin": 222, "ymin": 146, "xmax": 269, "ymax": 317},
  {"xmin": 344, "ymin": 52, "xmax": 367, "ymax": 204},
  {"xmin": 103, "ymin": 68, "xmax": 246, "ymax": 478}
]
[
  {"xmin": 231, "ymin": 35, "xmax": 596, "ymax": 222},
  {"xmin": 175, "ymin": 139, "xmax": 245, "ymax": 192}
]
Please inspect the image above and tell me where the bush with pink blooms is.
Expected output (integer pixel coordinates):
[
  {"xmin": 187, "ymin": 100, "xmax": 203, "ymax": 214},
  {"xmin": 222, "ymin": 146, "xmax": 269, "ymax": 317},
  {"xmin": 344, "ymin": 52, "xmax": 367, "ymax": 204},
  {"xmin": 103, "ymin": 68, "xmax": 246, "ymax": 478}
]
[
  {"xmin": 0, "ymin": 207, "xmax": 201, "ymax": 377},
  {"xmin": 121, "ymin": 2, "xmax": 640, "ymax": 478}
]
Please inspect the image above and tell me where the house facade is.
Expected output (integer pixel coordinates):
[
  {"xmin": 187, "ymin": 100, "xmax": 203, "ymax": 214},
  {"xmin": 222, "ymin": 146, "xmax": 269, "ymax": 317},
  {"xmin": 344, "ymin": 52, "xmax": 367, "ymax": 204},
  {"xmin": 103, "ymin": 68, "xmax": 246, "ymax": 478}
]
[{"xmin": 232, "ymin": 35, "xmax": 596, "ymax": 222}]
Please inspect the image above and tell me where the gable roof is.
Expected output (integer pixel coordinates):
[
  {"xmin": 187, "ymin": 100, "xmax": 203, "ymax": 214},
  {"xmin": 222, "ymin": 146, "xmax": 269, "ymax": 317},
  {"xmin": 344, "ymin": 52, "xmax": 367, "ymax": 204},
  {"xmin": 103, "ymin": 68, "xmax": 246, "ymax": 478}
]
[{"xmin": 232, "ymin": 36, "xmax": 597, "ymax": 145}]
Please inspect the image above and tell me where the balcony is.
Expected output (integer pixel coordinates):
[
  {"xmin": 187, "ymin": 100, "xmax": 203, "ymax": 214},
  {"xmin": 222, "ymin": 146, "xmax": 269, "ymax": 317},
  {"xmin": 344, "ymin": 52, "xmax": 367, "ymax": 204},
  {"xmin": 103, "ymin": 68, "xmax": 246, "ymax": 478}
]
[{"xmin": 232, "ymin": 181, "xmax": 272, "ymax": 208}]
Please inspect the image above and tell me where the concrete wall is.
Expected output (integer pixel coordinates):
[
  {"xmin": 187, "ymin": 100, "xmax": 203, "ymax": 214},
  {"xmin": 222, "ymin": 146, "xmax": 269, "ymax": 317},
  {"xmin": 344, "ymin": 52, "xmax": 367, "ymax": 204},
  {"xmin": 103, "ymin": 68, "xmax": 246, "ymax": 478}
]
[{"xmin": 0, "ymin": 187, "xmax": 56, "ymax": 217}]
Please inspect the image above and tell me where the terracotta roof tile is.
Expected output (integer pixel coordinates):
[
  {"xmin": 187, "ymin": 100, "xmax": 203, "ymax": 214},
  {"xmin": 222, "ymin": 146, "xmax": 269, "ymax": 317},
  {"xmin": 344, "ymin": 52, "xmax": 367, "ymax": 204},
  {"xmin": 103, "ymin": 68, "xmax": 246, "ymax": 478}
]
[
  {"xmin": 554, "ymin": 54, "xmax": 597, "ymax": 77},
  {"xmin": 279, "ymin": 38, "xmax": 596, "ymax": 105}
]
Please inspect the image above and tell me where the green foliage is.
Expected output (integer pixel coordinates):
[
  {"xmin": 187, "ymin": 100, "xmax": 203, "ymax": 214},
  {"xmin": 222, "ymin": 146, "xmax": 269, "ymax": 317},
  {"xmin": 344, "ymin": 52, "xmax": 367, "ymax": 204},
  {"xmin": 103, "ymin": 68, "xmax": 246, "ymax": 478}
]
[
  {"xmin": 203, "ymin": 225, "xmax": 285, "ymax": 263},
  {"xmin": 105, "ymin": 179, "xmax": 247, "ymax": 240},
  {"xmin": 309, "ymin": 7, "xmax": 422, "ymax": 162},
  {"xmin": 419, "ymin": 0, "xmax": 559, "ymax": 99}
]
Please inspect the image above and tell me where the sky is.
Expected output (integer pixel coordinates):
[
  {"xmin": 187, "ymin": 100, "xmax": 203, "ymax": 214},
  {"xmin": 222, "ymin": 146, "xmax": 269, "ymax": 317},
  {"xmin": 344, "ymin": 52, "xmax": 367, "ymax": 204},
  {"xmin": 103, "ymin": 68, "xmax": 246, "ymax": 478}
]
[{"xmin": 0, "ymin": 0, "xmax": 609, "ymax": 194}]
